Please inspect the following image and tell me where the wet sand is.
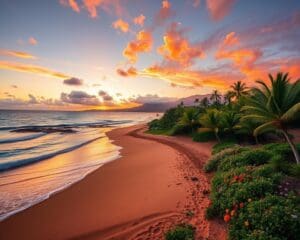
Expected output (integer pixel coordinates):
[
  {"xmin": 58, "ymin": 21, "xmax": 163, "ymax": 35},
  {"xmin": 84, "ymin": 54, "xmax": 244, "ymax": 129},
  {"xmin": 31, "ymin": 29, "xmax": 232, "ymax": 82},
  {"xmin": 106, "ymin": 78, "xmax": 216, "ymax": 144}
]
[{"xmin": 0, "ymin": 124, "xmax": 226, "ymax": 240}]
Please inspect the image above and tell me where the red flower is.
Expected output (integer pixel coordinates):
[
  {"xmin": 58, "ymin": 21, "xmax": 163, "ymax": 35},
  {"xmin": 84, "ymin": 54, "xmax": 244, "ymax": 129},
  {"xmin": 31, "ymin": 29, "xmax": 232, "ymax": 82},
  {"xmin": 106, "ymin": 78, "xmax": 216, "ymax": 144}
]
[{"xmin": 224, "ymin": 214, "xmax": 231, "ymax": 222}]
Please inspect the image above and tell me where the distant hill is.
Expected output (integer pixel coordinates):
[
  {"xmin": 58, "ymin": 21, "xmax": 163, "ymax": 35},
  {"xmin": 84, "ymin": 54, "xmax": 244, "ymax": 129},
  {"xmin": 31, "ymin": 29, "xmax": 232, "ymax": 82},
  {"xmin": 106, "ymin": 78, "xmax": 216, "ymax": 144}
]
[{"xmin": 125, "ymin": 94, "xmax": 212, "ymax": 112}]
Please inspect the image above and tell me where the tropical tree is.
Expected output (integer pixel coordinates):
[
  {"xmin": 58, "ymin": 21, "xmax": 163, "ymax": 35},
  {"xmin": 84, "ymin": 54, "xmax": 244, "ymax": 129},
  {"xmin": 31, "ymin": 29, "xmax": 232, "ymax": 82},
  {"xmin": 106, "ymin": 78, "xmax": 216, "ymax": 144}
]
[
  {"xmin": 242, "ymin": 72, "xmax": 300, "ymax": 164},
  {"xmin": 199, "ymin": 109, "xmax": 222, "ymax": 142},
  {"xmin": 210, "ymin": 90, "xmax": 221, "ymax": 105},
  {"xmin": 179, "ymin": 108, "xmax": 199, "ymax": 133},
  {"xmin": 200, "ymin": 97, "xmax": 209, "ymax": 107},
  {"xmin": 221, "ymin": 111, "xmax": 240, "ymax": 134},
  {"xmin": 231, "ymin": 81, "xmax": 248, "ymax": 100},
  {"xmin": 224, "ymin": 91, "xmax": 235, "ymax": 105}
]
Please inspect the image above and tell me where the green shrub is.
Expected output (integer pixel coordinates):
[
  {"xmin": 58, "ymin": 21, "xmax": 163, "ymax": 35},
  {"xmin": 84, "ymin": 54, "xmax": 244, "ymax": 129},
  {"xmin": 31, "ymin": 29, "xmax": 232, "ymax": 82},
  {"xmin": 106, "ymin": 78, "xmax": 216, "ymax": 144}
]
[
  {"xmin": 208, "ymin": 166, "xmax": 282, "ymax": 218},
  {"xmin": 263, "ymin": 143, "xmax": 300, "ymax": 160},
  {"xmin": 148, "ymin": 107, "xmax": 184, "ymax": 132},
  {"xmin": 204, "ymin": 146, "xmax": 250, "ymax": 173},
  {"xmin": 229, "ymin": 195, "xmax": 300, "ymax": 240},
  {"xmin": 289, "ymin": 164, "xmax": 300, "ymax": 178},
  {"xmin": 193, "ymin": 131, "xmax": 215, "ymax": 142},
  {"xmin": 212, "ymin": 141, "xmax": 238, "ymax": 155},
  {"xmin": 165, "ymin": 224, "xmax": 195, "ymax": 240},
  {"xmin": 218, "ymin": 149, "xmax": 273, "ymax": 172}
]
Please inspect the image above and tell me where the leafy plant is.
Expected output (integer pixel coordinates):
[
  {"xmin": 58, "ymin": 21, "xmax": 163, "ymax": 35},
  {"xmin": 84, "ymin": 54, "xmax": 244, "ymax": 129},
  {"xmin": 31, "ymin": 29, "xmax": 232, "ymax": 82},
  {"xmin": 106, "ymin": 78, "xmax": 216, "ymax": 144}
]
[
  {"xmin": 212, "ymin": 141, "xmax": 238, "ymax": 155},
  {"xmin": 165, "ymin": 224, "xmax": 195, "ymax": 240},
  {"xmin": 242, "ymin": 72, "xmax": 300, "ymax": 163},
  {"xmin": 204, "ymin": 146, "xmax": 250, "ymax": 172},
  {"xmin": 199, "ymin": 109, "xmax": 222, "ymax": 142},
  {"xmin": 218, "ymin": 149, "xmax": 273, "ymax": 172},
  {"xmin": 229, "ymin": 195, "xmax": 300, "ymax": 240},
  {"xmin": 192, "ymin": 131, "xmax": 215, "ymax": 142}
]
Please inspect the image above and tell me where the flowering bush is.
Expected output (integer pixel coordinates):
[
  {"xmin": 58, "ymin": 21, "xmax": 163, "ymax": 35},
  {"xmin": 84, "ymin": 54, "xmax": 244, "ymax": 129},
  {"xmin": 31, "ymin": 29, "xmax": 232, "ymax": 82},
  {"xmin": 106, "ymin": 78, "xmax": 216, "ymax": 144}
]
[{"xmin": 229, "ymin": 195, "xmax": 300, "ymax": 240}]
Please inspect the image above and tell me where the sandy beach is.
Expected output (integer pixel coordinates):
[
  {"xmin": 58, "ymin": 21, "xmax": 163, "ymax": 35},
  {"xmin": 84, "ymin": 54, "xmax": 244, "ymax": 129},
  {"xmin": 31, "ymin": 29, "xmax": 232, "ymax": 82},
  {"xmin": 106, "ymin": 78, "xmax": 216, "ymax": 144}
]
[{"xmin": 0, "ymin": 124, "xmax": 226, "ymax": 240}]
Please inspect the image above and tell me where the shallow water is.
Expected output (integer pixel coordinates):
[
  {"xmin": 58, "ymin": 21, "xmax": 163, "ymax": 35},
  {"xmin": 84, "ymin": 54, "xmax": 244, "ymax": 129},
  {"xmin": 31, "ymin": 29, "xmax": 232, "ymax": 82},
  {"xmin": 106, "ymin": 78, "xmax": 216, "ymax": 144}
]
[{"xmin": 0, "ymin": 110, "xmax": 158, "ymax": 220}]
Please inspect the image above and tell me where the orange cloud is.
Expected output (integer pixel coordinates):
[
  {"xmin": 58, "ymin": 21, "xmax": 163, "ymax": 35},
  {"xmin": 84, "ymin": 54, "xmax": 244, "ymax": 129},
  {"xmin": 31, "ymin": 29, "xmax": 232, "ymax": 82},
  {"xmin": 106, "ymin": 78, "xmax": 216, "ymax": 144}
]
[
  {"xmin": 0, "ymin": 49, "xmax": 36, "ymax": 59},
  {"xmin": 206, "ymin": 0, "xmax": 236, "ymax": 21},
  {"xmin": 222, "ymin": 32, "xmax": 239, "ymax": 47},
  {"xmin": 157, "ymin": 23, "xmax": 205, "ymax": 67},
  {"xmin": 0, "ymin": 61, "xmax": 70, "ymax": 79},
  {"xmin": 28, "ymin": 37, "xmax": 38, "ymax": 45},
  {"xmin": 60, "ymin": 0, "xmax": 124, "ymax": 18},
  {"xmin": 112, "ymin": 19, "xmax": 129, "ymax": 33},
  {"xmin": 116, "ymin": 66, "xmax": 137, "ymax": 77},
  {"xmin": 123, "ymin": 30, "xmax": 153, "ymax": 63},
  {"xmin": 280, "ymin": 59, "xmax": 300, "ymax": 80},
  {"xmin": 162, "ymin": 0, "xmax": 170, "ymax": 9},
  {"xmin": 59, "ymin": 0, "xmax": 80, "ymax": 13},
  {"xmin": 133, "ymin": 14, "xmax": 146, "ymax": 26},
  {"xmin": 140, "ymin": 64, "xmax": 239, "ymax": 90},
  {"xmin": 154, "ymin": 0, "xmax": 174, "ymax": 26},
  {"xmin": 216, "ymin": 48, "xmax": 262, "ymax": 70}
]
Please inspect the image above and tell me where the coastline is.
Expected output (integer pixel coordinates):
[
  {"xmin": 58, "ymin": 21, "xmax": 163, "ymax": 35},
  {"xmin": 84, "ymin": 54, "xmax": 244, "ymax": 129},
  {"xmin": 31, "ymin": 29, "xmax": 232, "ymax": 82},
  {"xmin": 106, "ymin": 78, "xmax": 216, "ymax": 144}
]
[{"xmin": 0, "ymin": 124, "xmax": 226, "ymax": 240}]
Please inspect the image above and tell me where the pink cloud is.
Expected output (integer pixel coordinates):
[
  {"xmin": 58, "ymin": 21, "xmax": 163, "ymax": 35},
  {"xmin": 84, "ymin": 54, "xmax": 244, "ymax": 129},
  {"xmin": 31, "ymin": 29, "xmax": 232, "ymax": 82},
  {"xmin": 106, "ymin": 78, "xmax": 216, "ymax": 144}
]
[
  {"xmin": 112, "ymin": 19, "xmax": 129, "ymax": 33},
  {"xmin": 206, "ymin": 0, "xmax": 236, "ymax": 21},
  {"xmin": 59, "ymin": 0, "xmax": 80, "ymax": 13},
  {"xmin": 28, "ymin": 37, "xmax": 38, "ymax": 45},
  {"xmin": 133, "ymin": 14, "xmax": 146, "ymax": 26}
]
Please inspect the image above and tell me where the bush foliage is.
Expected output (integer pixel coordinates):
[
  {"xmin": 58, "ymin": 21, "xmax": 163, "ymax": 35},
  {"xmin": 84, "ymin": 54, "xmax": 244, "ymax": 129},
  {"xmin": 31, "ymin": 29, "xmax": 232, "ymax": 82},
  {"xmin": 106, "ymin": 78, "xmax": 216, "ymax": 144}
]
[{"xmin": 165, "ymin": 224, "xmax": 195, "ymax": 240}]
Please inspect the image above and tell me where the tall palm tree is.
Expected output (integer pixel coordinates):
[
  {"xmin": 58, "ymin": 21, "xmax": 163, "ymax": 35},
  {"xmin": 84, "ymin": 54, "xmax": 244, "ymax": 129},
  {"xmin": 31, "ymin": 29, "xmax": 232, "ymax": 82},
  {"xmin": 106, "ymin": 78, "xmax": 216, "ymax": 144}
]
[
  {"xmin": 224, "ymin": 91, "xmax": 235, "ymax": 105},
  {"xmin": 179, "ymin": 108, "xmax": 199, "ymax": 133},
  {"xmin": 231, "ymin": 81, "xmax": 248, "ymax": 99},
  {"xmin": 210, "ymin": 90, "xmax": 221, "ymax": 105},
  {"xmin": 199, "ymin": 109, "xmax": 222, "ymax": 142},
  {"xmin": 242, "ymin": 72, "xmax": 300, "ymax": 164}
]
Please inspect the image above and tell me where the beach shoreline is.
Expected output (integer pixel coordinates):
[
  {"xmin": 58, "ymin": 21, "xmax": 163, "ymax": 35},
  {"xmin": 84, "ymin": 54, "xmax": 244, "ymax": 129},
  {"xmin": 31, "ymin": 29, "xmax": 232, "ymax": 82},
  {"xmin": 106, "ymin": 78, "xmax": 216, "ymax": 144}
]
[{"xmin": 0, "ymin": 124, "xmax": 226, "ymax": 240}]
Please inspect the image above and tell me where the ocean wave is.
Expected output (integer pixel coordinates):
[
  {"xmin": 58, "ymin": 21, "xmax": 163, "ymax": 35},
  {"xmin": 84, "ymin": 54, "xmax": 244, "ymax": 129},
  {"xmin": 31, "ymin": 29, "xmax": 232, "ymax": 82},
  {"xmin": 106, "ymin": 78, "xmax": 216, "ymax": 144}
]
[
  {"xmin": 0, "ymin": 119, "xmax": 132, "ymax": 131},
  {"xmin": 0, "ymin": 136, "xmax": 104, "ymax": 172},
  {"xmin": 0, "ymin": 132, "xmax": 47, "ymax": 144}
]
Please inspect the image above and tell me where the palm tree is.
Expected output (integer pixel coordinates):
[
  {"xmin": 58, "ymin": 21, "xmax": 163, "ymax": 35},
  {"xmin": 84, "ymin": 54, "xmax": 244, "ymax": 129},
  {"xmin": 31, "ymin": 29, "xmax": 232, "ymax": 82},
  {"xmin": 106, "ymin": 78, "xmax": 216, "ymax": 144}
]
[
  {"xmin": 224, "ymin": 91, "xmax": 235, "ymax": 105},
  {"xmin": 199, "ymin": 109, "xmax": 222, "ymax": 142},
  {"xmin": 231, "ymin": 81, "xmax": 248, "ymax": 99},
  {"xmin": 179, "ymin": 108, "xmax": 199, "ymax": 133},
  {"xmin": 200, "ymin": 97, "xmax": 209, "ymax": 107},
  {"xmin": 242, "ymin": 72, "xmax": 300, "ymax": 164},
  {"xmin": 210, "ymin": 90, "xmax": 221, "ymax": 105},
  {"xmin": 221, "ymin": 111, "xmax": 240, "ymax": 134}
]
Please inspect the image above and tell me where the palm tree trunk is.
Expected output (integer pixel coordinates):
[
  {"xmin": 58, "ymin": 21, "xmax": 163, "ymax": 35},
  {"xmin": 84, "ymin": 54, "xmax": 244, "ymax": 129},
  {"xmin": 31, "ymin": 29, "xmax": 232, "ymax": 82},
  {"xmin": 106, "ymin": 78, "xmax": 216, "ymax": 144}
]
[
  {"xmin": 282, "ymin": 130, "xmax": 300, "ymax": 164},
  {"xmin": 214, "ymin": 129, "xmax": 221, "ymax": 143}
]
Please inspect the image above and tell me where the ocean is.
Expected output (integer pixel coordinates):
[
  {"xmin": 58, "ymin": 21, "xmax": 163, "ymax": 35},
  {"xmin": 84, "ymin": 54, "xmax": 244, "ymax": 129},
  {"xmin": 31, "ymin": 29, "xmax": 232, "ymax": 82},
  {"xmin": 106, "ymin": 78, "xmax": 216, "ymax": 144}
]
[{"xmin": 0, "ymin": 110, "xmax": 157, "ymax": 220}]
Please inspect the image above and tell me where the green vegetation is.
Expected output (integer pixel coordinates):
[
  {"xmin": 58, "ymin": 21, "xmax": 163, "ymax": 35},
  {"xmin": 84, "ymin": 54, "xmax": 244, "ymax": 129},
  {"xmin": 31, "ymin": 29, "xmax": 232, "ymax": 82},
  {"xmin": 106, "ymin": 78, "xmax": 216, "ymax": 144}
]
[
  {"xmin": 149, "ymin": 72, "xmax": 300, "ymax": 162},
  {"xmin": 149, "ymin": 72, "xmax": 300, "ymax": 239},
  {"xmin": 165, "ymin": 224, "xmax": 195, "ymax": 240},
  {"xmin": 205, "ymin": 144, "xmax": 300, "ymax": 240},
  {"xmin": 242, "ymin": 73, "xmax": 300, "ymax": 163}
]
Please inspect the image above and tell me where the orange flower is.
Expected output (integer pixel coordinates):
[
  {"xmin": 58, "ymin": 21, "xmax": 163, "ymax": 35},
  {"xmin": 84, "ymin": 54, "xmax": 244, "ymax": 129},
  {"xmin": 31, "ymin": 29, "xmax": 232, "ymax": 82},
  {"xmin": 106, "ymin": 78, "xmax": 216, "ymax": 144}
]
[{"xmin": 224, "ymin": 214, "xmax": 231, "ymax": 223}]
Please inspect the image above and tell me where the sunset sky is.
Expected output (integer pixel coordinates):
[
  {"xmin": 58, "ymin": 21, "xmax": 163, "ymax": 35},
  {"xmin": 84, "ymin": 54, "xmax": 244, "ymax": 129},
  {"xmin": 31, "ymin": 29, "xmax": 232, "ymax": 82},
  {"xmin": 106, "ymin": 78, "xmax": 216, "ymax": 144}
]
[{"xmin": 1, "ymin": 0, "xmax": 300, "ymax": 110}]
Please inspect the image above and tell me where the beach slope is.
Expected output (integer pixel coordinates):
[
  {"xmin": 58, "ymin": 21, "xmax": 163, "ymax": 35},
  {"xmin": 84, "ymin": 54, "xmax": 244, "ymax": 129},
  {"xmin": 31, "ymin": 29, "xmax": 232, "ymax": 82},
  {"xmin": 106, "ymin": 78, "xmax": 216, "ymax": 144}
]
[{"xmin": 0, "ymin": 124, "xmax": 226, "ymax": 240}]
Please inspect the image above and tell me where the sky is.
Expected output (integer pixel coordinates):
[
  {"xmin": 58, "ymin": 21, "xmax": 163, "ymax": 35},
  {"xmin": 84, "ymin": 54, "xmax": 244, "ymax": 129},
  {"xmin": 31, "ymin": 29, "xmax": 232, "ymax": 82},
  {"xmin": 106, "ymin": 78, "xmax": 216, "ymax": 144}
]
[{"xmin": 0, "ymin": 0, "xmax": 300, "ymax": 110}]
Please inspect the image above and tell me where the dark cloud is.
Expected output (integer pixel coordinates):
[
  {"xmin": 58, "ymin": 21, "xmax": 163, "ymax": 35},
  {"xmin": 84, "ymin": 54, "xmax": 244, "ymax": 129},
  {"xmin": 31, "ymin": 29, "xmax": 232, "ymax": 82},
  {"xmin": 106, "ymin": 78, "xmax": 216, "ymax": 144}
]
[
  {"xmin": 11, "ymin": 85, "xmax": 18, "ymax": 88},
  {"xmin": 63, "ymin": 77, "xmax": 83, "ymax": 86},
  {"xmin": 61, "ymin": 91, "xmax": 101, "ymax": 105},
  {"xmin": 98, "ymin": 90, "xmax": 113, "ymax": 101},
  {"xmin": 28, "ymin": 94, "xmax": 38, "ymax": 104},
  {"xmin": 133, "ymin": 94, "xmax": 177, "ymax": 104},
  {"xmin": 116, "ymin": 66, "xmax": 137, "ymax": 77}
]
